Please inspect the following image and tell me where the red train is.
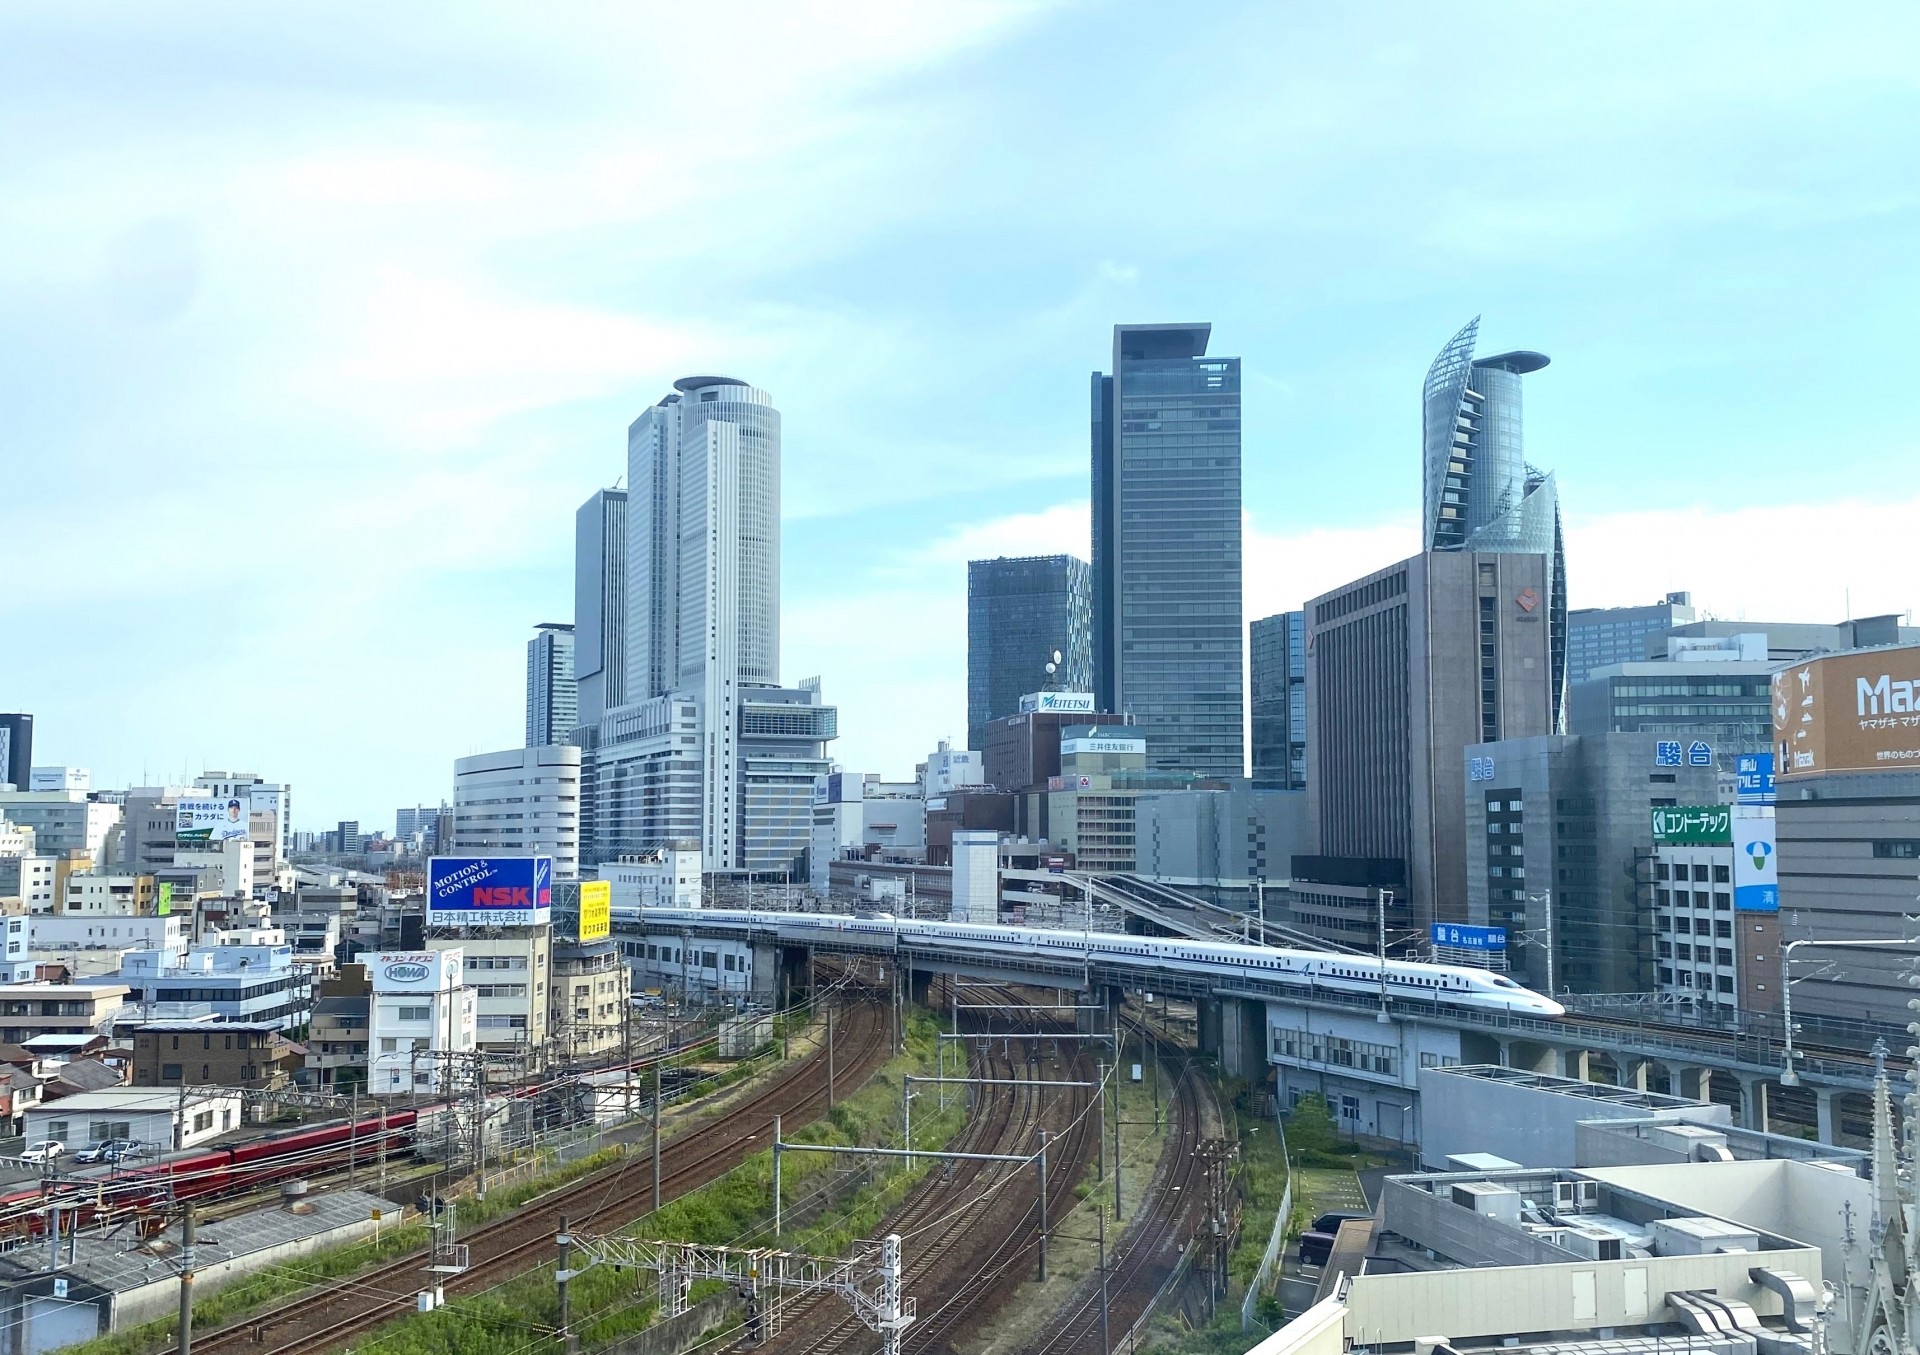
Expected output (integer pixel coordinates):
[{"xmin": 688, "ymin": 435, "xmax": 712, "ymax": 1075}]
[{"xmin": 0, "ymin": 1104, "xmax": 434, "ymax": 1240}]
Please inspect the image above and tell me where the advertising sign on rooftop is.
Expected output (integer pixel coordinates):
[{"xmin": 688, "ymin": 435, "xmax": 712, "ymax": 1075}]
[
  {"xmin": 1735, "ymin": 753, "xmax": 1776, "ymax": 805},
  {"xmin": 372, "ymin": 949, "xmax": 462, "ymax": 994},
  {"xmin": 1650, "ymin": 805, "xmax": 1732, "ymax": 845},
  {"xmin": 1019, "ymin": 692, "xmax": 1097, "ymax": 715},
  {"xmin": 1732, "ymin": 809, "xmax": 1779, "ymax": 913},
  {"xmin": 427, "ymin": 856, "xmax": 553, "ymax": 927},
  {"xmin": 577, "ymin": 880, "xmax": 611, "ymax": 942},
  {"xmin": 176, "ymin": 798, "xmax": 251, "ymax": 843},
  {"xmin": 1429, "ymin": 923, "xmax": 1506, "ymax": 951},
  {"xmin": 1774, "ymin": 646, "xmax": 1920, "ymax": 776}
]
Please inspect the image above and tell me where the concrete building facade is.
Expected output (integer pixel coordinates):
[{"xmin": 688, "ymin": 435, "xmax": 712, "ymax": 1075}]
[{"xmin": 452, "ymin": 744, "xmax": 582, "ymax": 878}]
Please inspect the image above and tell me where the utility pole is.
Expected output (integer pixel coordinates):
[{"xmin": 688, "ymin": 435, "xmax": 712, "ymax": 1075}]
[
  {"xmin": 556, "ymin": 1215, "xmax": 573, "ymax": 1353},
  {"xmin": 1094, "ymin": 1061, "xmax": 1106, "ymax": 1184},
  {"xmin": 1036, "ymin": 1129, "xmax": 1049, "ymax": 1282},
  {"xmin": 177, "ymin": 1209, "xmax": 196, "ymax": 1355},
  {"xmin": 827, "ymin": 1002, "xmax": 836, "ymax": 1111},
  {"xmin": 1377, "ymin": 888, "xmax": 1392, "ymax": 1024},
  {"xmin": 773, "ymin": 1114, "xmax": 783, "ymax": 1238},
  {"xmin": 652, "ymin": 1062, "xmax": 663, "ymax": 1211},
  {"xmin": 1098, "ymin": 1204, "xmax": 1110, "ymax": 1355},
  {"xmin": 1111, "ymin": 1013, "xmax": 1122, "ymax": 1218}
]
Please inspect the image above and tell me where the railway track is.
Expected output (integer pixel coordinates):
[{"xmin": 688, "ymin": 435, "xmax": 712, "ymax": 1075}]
[
  {"xmin": 751, "ymin": 984, "xmax": 1101, "ymax": 1355},
  {"xmin": 1014, "ymin": 1053, "xmax": 1209, "ymax": 1355},
  {"xmin": 165, "ymin": 996, "xmax": 893, "ymax": 1355}
]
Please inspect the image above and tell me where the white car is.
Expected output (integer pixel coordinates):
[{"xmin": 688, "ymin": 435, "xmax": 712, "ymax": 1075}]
[{"xmin": 20, "ymin": 1141, "xmax": 65, "ymax": 1165}]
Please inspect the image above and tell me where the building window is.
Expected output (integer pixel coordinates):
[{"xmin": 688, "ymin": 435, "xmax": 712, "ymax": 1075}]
[
  {"xmin": 162, "ymin": 1063, "xmax": 182, "ymax": 1080},
  {"xmin": 1873, "ymin": 841, "xmax": 1920, "ymax": 859}
]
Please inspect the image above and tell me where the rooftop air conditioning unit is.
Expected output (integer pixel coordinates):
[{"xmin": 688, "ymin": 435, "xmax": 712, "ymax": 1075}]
[
  {"xmin": 1561, "ymin": 1228, "xmax": 1624, "ymax": 1261},
  {"xmin": 1450, "ymin": 1182, "xmax": 1524, "ymax": 1225},
  {"xmin": 1553, "ymin": 1180, "xmax": 1601, "ymax": 1210}
]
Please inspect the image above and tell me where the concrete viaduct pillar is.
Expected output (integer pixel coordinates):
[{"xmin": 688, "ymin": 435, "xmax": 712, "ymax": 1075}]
[{"xmin": 1816, "ymin": 1087, "xmax": 1839, "ymax": 1145}]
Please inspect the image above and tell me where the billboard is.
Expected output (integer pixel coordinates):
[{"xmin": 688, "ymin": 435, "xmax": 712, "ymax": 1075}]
[
  {"xmin": 1775, "ymin": 646, "xmax": 1920, "ymax": 776},
  {"xmin": 1650, "ymin": 805, "xmax": 1732, "ymax": 845},
  {"xmin": 578, "ymin": 880, "xmax": 611, "ymax": 941},
  {"xmin": 1060, "ymin": 735, "xmax": 1145, "ymax": 756},
  {"xmin": 176, "ymin": 798, "xmax": 251, "ymax": 843},
  {"xmin": 372, "ymin": 949, "xmax": 462, "ymax": 994},
  {"xmin": 156, "ymin": 882, "xmax": 172, "ymax": 917},
  {"xmin": 1429, "ymin": 923, "xmax": 1506, "ymax": 951},
  {"xmin": 1019, "ymin": 691, "xmax": 1097, "ymax": 715},
  {"xmin": 1735, "ymin": 753, "xmax": 1776, "ymax": 805},
  {"xmin": 1732, "ymin": 810, "xmax": 1779, "ymax": 913},
  {"xmin": 427, "ymin": 856, "xmax": 553, "ymax": 927}
]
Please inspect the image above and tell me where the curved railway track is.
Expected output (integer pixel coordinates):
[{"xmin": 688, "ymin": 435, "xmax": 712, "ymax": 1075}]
[{"xmin": 164, "ymin": 995, "xmax": 893, "ymax": 1355}]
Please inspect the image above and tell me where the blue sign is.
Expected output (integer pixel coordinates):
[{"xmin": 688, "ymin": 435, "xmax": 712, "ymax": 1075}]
[
  {"xmin": 1430, "ymin": 923, "xmax": 1508, "ymax": 951},
  {"xmin": 1687, "ymin": 740, "xmax": 1714, "ymax": 766},
  {"xmin": 1736, "ymin": 753, "xmax": 1777, "ymax": 805},
  {"xmin": 427, "ymin": 856, "xmax": 553, "ymax": 925},
  {"xmin": 1655, "ymin": 740, "xmax": 1683, "ymax": 767},
  {"xmin": 1468, "ymin": 755, "xmax": 1496, "ymax": 782}
]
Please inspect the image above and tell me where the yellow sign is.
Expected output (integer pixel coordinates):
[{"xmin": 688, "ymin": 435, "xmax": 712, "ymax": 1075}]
[{"xmin": 578, "ymin": 880, "xmax": 612, "ymax": 941}]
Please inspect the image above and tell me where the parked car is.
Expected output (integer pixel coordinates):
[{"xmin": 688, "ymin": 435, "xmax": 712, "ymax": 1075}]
[
  {"xmin": 74, "ymin": 1141, "xmax": 114, "ymax": 1164},
  {"xmin": 19, "ymin": 1141, "xmax": 64, "ymax": 1165},
  {"xmin": 102, "ymin": 1140, "xmax": 149, "ymax": 1164},
  {"xmin": 1297, "ymin": 1230, "xmax": 1336, "ymax": 1266},
  {"xmin": 1312, "ymin": 1211, "xmax": 1372, "ymax": 1235}
]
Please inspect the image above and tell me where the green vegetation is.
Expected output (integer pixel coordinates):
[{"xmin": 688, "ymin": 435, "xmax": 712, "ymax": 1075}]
[{"xmin": 349, "ymin": 1007, "xmax": 962, "ymax": 1355}]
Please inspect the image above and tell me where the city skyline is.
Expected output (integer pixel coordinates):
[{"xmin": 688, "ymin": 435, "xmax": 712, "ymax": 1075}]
[{"xmin": 5, "ymin": 4, "xmax": 1920, "ymax": 824}]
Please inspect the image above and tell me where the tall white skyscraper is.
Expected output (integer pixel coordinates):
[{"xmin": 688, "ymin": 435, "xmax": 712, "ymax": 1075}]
[
  {"xmin": 626, "ymin": 377, "xmax": 782, "ymax": 869},
  {"xmin": 526, "ymin": 623, "xmax": 578, "ymax": 747}
]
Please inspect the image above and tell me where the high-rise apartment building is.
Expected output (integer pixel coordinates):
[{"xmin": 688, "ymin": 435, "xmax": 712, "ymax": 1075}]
[
  {"xmin": 573, "ymin": 487, "xmax": 627, "ymax": 736},
  {"xmin": 525, "ymin": 622, "xmax": 577, "ymax": 748},
  {"xmin": 1567, "ymin": 593, "xmax": 1697, "ymax": 683},
  {"xmin": 966, "ymin": 555, "xmax": 1093, "ymax": 752},
  {"xmin": 1091, "ymin": 324, "xmax": 1244, "ymax": 778},
  {"xmin": 1250, "ymin": 611, "xmax": 1307, "ymax": 790},
  {"xmin": 580, "ymin": 377, "xmax": 834, "ymax": 874}
]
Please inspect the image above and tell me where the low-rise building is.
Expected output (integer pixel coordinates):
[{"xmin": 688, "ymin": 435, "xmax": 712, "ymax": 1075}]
[
  {"xmin": 132, "ymin": 1021, "xmax": 297, "ymax": 1089},
  {"xmin": 0, "ymin": 983, "xmax": 128, "ymax": 1043},
  {"xmin": 549, "ymin": 937, "xmax": 631, "ymax": 1061},
  {"xmin": 427, "ymin": 928, "xmax": 549, "ymax": 1055},
  {"xmin": 23, "ymin": 1086, "xmax": 244, "ymax": 1152},
  {"xmin": 63, "ymin": 874, "xmax": 160, "ymax": 916},
  {"xmin": 307, "ymin": 964, "xmax": 371, "ymax": 1091},
  {"xmin": 597, "ymin": 846, "xmax": 701, "ymax": 912},
  {"xmin": 367, "ymin": 950, "xmax": 474, "ymax": 1095},
  {"xmin": 114, "ymin": 944, "xmax": 304, "ymax": 1029}
]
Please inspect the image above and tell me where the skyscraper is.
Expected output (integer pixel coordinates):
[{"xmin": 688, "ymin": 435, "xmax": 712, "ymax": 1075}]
[
  {"xmin": 1301, "ymin": 320, "xmax": 1565, "ymax": 935},
  {"xmin": 1091, "ymin": 324, "xmax": 1244, "ymax": 778},
  {"xmin": 1250, "ymin": 611, "xmax": 1307, "ymax": 790},
  {"xmin": 966, "ymin": 555, "xmax": 1093, "ymax": 751},
  {"xmin": 525, "ymin": 623, "xmax": 578, "ymax": 747},
  {"xmin": 0, "ymin": 714, "xmax": 32, "ymax": 793},
  {"xmin": 587, "ymin": 376, "xmax": 833, "ymax": 875},
  {"xmin": 572, "ymin": 487, "xmax": 628, "ymax": 736},
  {"xmin": 1422, "ymin": 317, "xmax": 1568, "ymax": 732}
]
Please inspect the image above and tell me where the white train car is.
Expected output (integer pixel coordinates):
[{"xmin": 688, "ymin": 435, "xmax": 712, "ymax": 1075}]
[{"xmin": 633, "ymin": 909, "xmax": 1564, "ymax": 1018}]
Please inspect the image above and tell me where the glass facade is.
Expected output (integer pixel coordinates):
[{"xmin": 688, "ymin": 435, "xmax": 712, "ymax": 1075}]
[
  {"xmin": 1250, "ymin": 610, "xmax": 1306, "ymax": 789},
  {"xmin": 1565, "ymin": 596, "xmax": 1697, "ymax": 684},
  {"xmin": 965, "ymin": 555, "xmax": 1093, "ymax": 752},
  {"xmin": 1091, "ymin": 324, "xmax": 1245, "ymax": 778},
  {"xmin": 525, "ymin": 623, "xmax": 577, "ymax": 747},
  {"xmin": 1421, "ymin": 317, "xmax": 1569, "ymax": 732}
]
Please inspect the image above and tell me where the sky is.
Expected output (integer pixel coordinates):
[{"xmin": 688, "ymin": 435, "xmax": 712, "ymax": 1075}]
[{"xmin": 3, "ymin": 3, "xmax": 1918, "ymax": 828}]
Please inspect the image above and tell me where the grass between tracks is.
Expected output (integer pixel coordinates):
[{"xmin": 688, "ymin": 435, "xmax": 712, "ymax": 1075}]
[{"xmin": 334, "ymin": 1006, "xmax": 963, "ymax": 1355}]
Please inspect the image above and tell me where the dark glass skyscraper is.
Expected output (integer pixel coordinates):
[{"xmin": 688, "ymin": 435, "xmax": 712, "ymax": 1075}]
[
  {"xmin": 1091, "ymin": 323, "xmax": 1244, "ymax": 778},
  {"xmin": 1250, "ymin": 611, "xmax": 1306, "ymax": 789},
  {"xmin": 966, "ymin": 555, "xmax": 1092, "ymax": 753}
]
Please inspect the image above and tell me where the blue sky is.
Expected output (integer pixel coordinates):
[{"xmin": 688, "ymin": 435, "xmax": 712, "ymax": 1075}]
[{"xmin": 3, "ymin": 3, "xmax": 1917, "ymax": 827}]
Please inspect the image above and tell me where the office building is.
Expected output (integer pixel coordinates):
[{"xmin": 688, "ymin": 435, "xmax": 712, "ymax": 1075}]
[
  {"xmin": 0, "ymin": 791, "xmax": 120, "ymax": 869},
  {"xmin": 395, "ymin": 803, "xmax": 449, "ymax": 840},
  {"xmin": 1566, "ymin": 593, "xmax": 1698, "ymax": 683},
  {"xmin": 965, "ymin": 555, "xmax": 1093, "ymax": 751},
  {"xmin": 28, "ymin": 767, "xmax": 88, "ymax": 793},
  {"xmin": 920, "ymin": 741, "xmax": 983, "ymax": 803},
  {"xmin": 0, "ymin": 716, "xmax": 31, "ymax": 792},
  {"xmin": 452, "ymin": 744, "xmax": 582, "ymax": 878},
  {"xmin": 1090, "ymin": 323, "xmax": 1244, "ymax": 778},
  {"xmin": 1132, "ymin": 785, "xmax": 1309, "ymax": 907},
  {"xmin": 194, "ymin": 772, "xmax": 292, "ymax": 889},
  {"xmin": 426, "ymin": 932, "xmax": 549, "ymax": 1055},
  {"xmin": 585, "ymin": 376, "xmax": 836, "ymax": 875},
  {"xmin": 573, "ymin": 486, "xmax": 628, "ymax": 735},
  {"xmin": 116, "ymin": 942, "xmax": 304, "ymax": 1028},
  {"xmin": 335, "ymin": 820, "xmax": 361, "ymax": 854},
  {"xmin": 526, "ymin": 622, "xmax": 578, "ymax": 748},
  {"xmin": 1306, "ymin": 549, "xmax": 1558, "ymax": 932},
  {"xmin": 1304, "ymin": 320, "xmax": 1566, "ymax": 932},
  {"xmin": 1646, "ymin": 818, "xmax": 1778, "ymax": 1017},
  {"xmin": 1250, "ymin": 611, "xmax": 1307, "ymax": 789},
  {"xmin": 1460, "ymin": 732, "xmax": 1718, "ymax": 994},
  {"xmin": 1765, "ymin": 644, "xmax": 1920, "ymax": 1040},
  {"xmin": 1570, "ymin": 650, "xmax": 1777, "ymax": 771},
  {"xmin": 367, "ymin": 949, "xmax": 476, "ymax": 1094},
  {"xmin": 1671, "ymin": 612, "xmax": 1919, "ymax": 662},
  {"xmin": 597, "ymin": 845, "xmax": 701, "ymax": 911}
]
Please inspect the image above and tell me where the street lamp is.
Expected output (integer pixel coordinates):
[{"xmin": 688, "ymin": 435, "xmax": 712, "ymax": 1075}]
[
  {"xmin": 1525, "ymin": 890, "xmax": 1555, "ymax": 996},
  {"xmin": 1778, "ymin": 937, "xmax": 1912, "ymax": 1086}
]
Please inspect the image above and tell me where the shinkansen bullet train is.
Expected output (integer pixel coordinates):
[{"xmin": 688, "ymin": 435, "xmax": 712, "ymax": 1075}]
[{"xmin": 629, "ymin": 908, "xmax": 1566, "ymax": 1018}]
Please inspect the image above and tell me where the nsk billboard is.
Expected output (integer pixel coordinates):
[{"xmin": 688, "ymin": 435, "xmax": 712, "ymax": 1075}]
[{"xmin": 427, "ymin": 856, "xmax": 553, "ymax": 927}]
